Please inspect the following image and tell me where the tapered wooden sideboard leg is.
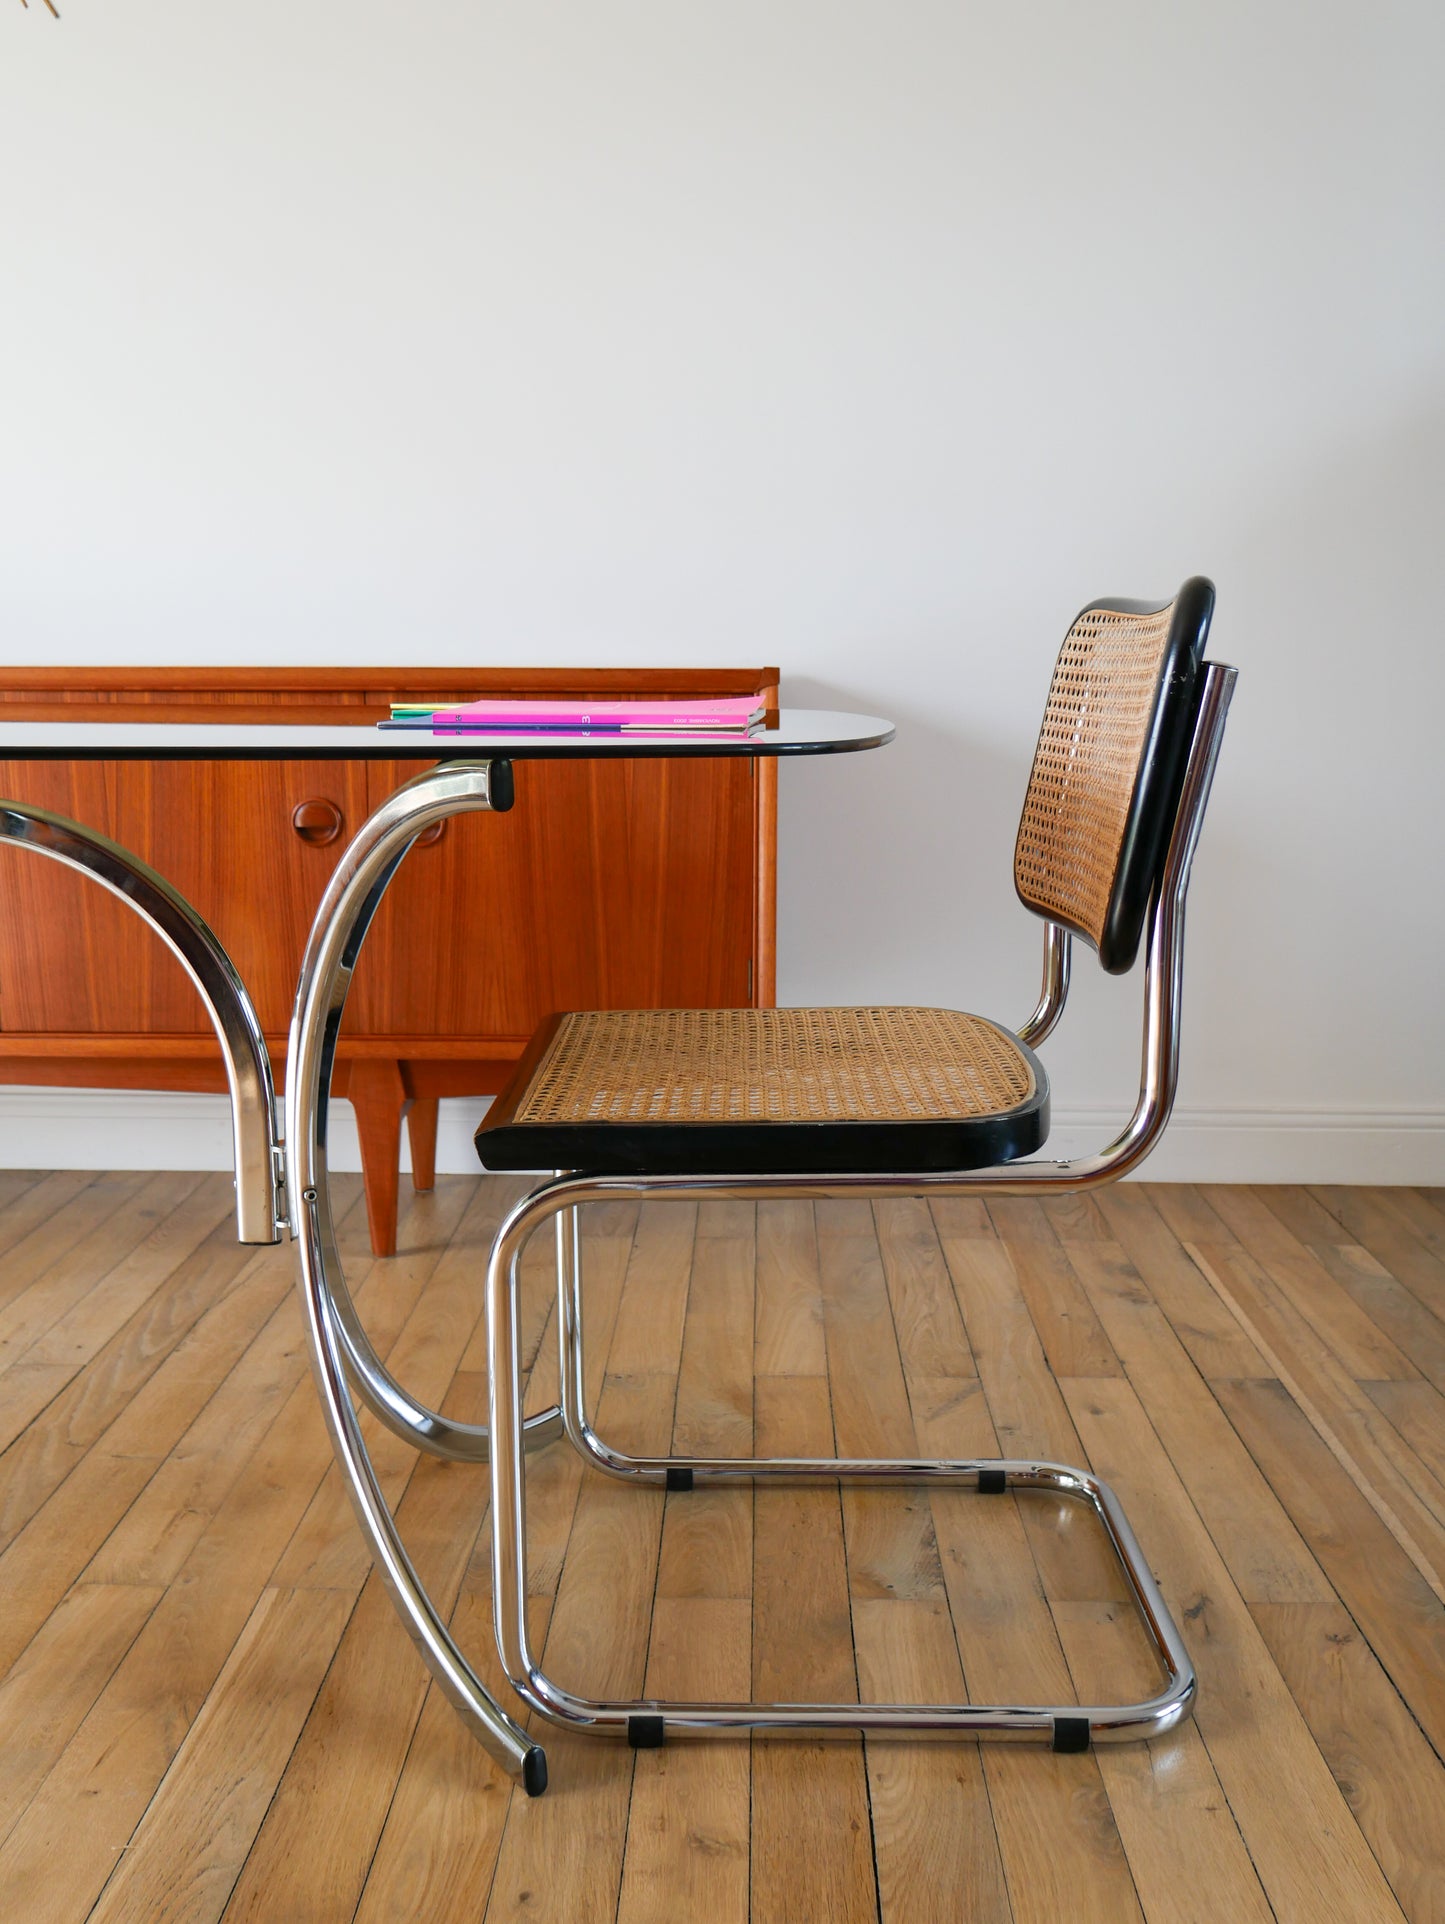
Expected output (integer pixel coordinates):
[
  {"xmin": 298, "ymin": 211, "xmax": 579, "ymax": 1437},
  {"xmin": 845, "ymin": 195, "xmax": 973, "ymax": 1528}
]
[
  {"xmin": 347, "ymin": 1056, "xmax": 408, "ymax": 1256},
  {"xmin": 406, "ymin": 1096, "xmax": 438, "ymax": 1192}
]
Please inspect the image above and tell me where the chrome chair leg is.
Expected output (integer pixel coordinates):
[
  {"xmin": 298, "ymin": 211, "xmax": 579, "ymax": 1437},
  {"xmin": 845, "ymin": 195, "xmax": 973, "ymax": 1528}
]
[
  {"xmin": 287, "ymin": 761, "xmax": 561, "ymax": 1792},
  {"xmin": 492, "ymin": 1178, "xmax": 1195, "ymax": 1753}
]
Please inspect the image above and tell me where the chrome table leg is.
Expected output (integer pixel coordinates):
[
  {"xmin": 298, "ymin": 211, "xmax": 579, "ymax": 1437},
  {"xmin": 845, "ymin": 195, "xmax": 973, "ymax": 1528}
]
[
  {"xmin": 286, "ymin": 760, "xmax": 558, "ymax": 1791},
  {"xmin": 0, "ymin": 802, "xmax": 284, "ymax": 1244},
  {"xmin": 287, "ymin": 762, "xmax": 561, "ymax": 1467}
]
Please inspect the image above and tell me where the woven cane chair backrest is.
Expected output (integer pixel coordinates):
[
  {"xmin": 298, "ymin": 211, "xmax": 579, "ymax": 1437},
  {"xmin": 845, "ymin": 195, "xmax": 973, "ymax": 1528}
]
[{"xmin": 1013, "ymin": 578, "xmax": 1213, "ymax": 974}]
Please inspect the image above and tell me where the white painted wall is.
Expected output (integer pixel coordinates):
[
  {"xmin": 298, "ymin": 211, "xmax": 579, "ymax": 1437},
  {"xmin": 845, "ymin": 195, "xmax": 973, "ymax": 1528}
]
[{"xmin": 1, "ymin": 1, "xmax": 1442, "ymax": 1180}]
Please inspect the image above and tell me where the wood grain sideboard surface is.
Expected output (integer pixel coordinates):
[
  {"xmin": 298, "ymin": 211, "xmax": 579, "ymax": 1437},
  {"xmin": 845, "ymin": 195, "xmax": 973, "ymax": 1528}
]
[{"xmin": 0, "ymin": 666, "xmax": 780, "ymax": 1253}]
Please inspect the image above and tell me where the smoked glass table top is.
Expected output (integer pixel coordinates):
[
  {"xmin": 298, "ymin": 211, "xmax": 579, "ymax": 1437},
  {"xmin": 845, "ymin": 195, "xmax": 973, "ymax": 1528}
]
[{"xmin": 0, "ymin": 709, "xmax": 894, "ymax": 761}]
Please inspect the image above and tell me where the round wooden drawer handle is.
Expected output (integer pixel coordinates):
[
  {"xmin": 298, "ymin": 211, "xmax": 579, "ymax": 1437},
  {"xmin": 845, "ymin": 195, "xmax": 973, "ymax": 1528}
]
[
  {"xmin": 414, "ymin": 820, "xmax": 446, "ymax": 847},
  {"xmin": 292, "ymin": 798, "xmax": 343, "ymax": 847}
]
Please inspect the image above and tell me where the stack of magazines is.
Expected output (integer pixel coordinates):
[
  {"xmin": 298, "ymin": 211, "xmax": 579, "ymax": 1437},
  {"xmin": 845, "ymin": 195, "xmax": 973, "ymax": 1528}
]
[{"xmin": 380, "ymin": 697, "xmax": 766, "ymax": 737}]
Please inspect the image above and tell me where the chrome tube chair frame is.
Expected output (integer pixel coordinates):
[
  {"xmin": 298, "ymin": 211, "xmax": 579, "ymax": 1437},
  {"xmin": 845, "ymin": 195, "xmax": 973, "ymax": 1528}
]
[{"xmin": 479, "ymin": 655, "xmax": 1237, "ymax": 1773}]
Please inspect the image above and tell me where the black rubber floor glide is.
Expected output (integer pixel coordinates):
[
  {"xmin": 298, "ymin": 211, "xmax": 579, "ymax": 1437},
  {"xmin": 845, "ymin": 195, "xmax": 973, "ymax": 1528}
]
[
  {"xmin": 665, "ymin": 1466, "xmax": 695, "ymax": 1491},
  {"xmin": 977, "ymin": 1468, "xmax": 1007, "ymax": 1494},
  {"xmin": 522, "ymin": 1745, "xmax": 549, "ymax": 1796},
  {"xmin": 1051, "ymin": 1716, "xmax": 1092, "ymax": 1754},
  {"xmin": 628, "ymin": 1714, "xmax": 667, "ymax": 1749}
]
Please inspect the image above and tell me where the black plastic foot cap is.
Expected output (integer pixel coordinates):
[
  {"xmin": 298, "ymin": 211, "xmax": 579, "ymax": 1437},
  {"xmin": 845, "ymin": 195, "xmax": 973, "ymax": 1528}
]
[
  {"xmin": 628, "ymin": 1714, "xmax": 667, "ymax": 1749},
  {"xmin": 488, "ymin": 760, "xmax": 516, "ymax": 812},
  {"xmin": 1051, "ymin": 1716, "xmax": 1092, "ymax": 1754},
  {"xmin": 522, "ymin": 1746, "xmax": 549, "ymax": 1796},
  {"xmin": 665, "ymin": 1467, "xmax": 695, "ymax": 1492},
  {"xmin": 977, "ymin": 1468, "xmax": 1007, "ymax": 1494}
]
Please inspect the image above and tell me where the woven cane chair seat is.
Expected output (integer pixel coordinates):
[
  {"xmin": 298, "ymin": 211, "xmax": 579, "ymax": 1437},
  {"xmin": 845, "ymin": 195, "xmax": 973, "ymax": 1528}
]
[{"xmin": 476, "ymin": 1006, "xmax": 1048, "ymax": 1175}]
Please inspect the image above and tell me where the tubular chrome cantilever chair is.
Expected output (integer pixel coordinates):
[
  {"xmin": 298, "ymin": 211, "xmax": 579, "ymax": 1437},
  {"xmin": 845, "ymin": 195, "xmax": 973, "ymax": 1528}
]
[{"xmin": 478, "ymin": 577, "xmax": 1236, "ymax": 1770}]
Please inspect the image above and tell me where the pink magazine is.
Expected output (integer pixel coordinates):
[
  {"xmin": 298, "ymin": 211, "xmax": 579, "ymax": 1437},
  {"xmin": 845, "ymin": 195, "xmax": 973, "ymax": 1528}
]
[{"xmin": 391, "ymin": 697, "xmax": 764, "ymax": 733}]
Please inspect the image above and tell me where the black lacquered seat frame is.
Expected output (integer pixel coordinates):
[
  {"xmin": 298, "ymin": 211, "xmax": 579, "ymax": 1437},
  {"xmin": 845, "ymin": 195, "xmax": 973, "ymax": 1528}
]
[{"xmin": 478, "ymin": 1008, "xmax": 1050, "ymax": 1175}]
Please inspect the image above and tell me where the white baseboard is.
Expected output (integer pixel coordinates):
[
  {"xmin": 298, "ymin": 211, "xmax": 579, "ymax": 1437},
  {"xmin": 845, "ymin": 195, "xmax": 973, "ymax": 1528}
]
[
  {"xmin": 0, "ymin": 1088, "xmax": 496, "ymax": 1178},
  {"xmin": 0, "ymin": 1089, "xmax": 1437, "ymax": 1185},
  {"xmin": 1043, "ymin": 1107, "xmax": 1445, "ymax": 1184}
]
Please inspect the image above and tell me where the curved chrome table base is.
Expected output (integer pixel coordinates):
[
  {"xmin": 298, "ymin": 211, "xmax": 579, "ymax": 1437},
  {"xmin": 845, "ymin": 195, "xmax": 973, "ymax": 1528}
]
[
  {"xmin": 0, "ymin": 803, "xmax": 284, "ymax": 1245},
  {"xmin": 285, "ymin": 761, "xmax": 559, "ymax": 1791},
  {"xmin": 0, "ymin": 792, "xmax": 552, "ymax": 1784},
  {"xmin": 283, "ymin": 763, "xmax": 566, "ymax": 1466}
]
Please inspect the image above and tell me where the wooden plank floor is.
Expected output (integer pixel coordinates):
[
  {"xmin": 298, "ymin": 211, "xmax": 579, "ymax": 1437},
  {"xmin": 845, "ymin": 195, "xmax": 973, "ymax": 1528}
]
[{"xmin": 1, "ymin": 1173, "xmax": 1444, "ymax": 1922}]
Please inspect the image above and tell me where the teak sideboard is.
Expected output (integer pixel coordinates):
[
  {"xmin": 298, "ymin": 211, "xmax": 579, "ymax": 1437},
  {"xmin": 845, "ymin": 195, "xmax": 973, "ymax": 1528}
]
[{"xmin": 0, "ymin": 666, "xmax": 779, "ymax": 1253}]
